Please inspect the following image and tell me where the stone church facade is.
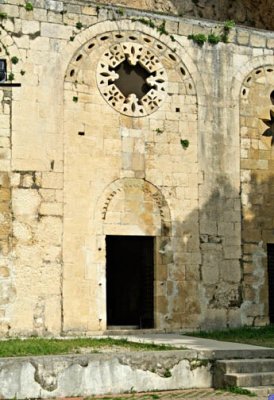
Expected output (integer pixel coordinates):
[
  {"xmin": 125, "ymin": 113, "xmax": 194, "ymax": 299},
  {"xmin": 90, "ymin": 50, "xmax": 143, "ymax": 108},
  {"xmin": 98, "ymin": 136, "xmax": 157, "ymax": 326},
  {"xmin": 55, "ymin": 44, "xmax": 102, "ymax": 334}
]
[{"xmin": 0, "ymin": 0, "xmax": 273, "ymax": 336}]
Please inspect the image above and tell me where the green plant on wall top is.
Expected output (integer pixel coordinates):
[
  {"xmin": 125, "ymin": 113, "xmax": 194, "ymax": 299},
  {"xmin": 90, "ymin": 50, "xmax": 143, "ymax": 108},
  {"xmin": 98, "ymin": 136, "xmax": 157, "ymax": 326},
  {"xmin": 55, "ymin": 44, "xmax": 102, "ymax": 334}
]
[
  {"xmin": 188, "ymin": 33, "xmax": 207, "ymax": 46},
  {"xmin": 116, "ymin": 7, "xmax": 125, "ymax": 16},
  {"xmin": 132, "ymin": 18, "xmax": 169, "ymax": 37},
  {"xmin": 224, "ymin": 20, "xmax": 236, "ymax": 31},
  {"xmin": 222, "ymin": 19, "xmax": 236, "ymax": 42},
  {"xmin": 188, "ymin": 20, "xmax": 235, "ymax": 46},
  {"xmin": 207, "ymin": 33, "xmax": 221, "ymax": 44},
  {"xmin": 25, "ymin": 2, "xmax": 33, "ymax": 11},
  {"xmin": 157, "ymin": 21, "xmax": 168, "ymax": 36}
]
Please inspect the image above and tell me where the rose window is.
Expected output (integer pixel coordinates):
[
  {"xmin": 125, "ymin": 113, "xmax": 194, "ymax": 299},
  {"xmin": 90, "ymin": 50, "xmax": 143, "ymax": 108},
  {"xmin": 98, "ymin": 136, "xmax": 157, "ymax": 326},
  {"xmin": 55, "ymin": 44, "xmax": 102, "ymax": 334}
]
[{"xmin": 97, "ymin": 42, "xmax": 168, "ymax": 117}]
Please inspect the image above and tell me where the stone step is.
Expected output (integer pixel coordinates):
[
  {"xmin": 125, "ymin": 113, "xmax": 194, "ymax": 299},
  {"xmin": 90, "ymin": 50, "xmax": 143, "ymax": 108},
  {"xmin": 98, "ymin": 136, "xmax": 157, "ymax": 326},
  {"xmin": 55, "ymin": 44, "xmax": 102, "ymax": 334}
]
[
  {"xmin": 212, "ymin": 349, "xmax": 274, "ymax": 359},
  {"xmin": 243, "ymin": 386, "xmax": 274, "ymax": 396},
  {"xmin": 216, "ymin": 358, "xmax": 274, "ymax": 373},
  {"xmin": 224, "ymin": 372, "xmax": 274, "ymax": 387}
]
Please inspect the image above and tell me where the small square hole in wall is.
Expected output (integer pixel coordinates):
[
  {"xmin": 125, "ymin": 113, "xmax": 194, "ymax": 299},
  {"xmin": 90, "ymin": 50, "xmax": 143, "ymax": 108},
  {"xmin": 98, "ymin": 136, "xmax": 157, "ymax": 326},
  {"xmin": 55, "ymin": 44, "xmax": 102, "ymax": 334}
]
[
  {"xmin": 0, "ymin": 59, "xmax": 7, "ymax": 83},
  {"xmin": 78, "ymin": 131, "xmax": 85, "ymax": 136},
  {"xmin": 176, "ymin": 107, "xmax": 180, "ymax": 113}
]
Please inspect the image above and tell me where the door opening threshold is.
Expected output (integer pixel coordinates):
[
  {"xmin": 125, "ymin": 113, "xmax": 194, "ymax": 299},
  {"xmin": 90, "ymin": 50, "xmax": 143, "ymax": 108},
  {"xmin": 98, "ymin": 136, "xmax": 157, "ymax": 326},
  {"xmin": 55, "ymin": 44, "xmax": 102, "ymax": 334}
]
[{"xmin": 107, "ymin": 325, "xmax": 139, "ymax": 330}]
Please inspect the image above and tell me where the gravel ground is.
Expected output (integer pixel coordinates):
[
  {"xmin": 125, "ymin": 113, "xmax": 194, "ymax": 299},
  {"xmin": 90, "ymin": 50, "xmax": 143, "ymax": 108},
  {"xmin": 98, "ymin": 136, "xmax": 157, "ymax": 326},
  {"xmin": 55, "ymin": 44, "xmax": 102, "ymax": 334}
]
[{"xmin": 55, "ymin": 388, "xmax": 267, "ymax": 400}]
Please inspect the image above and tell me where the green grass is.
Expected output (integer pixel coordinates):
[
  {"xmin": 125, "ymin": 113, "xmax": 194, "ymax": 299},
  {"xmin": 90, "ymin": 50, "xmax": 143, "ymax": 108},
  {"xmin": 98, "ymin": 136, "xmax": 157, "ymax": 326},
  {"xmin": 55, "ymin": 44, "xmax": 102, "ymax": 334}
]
[
  {"xmin": 224, "ymin": 386, "xmax": 256, "ymax": 397},
  {"xmin": 0, "ymin": 337, "xmax": 179, "ymax": 358},
  {"xmin": 186, "ymin": 324, "xmax": 274, "ymax": 347}
]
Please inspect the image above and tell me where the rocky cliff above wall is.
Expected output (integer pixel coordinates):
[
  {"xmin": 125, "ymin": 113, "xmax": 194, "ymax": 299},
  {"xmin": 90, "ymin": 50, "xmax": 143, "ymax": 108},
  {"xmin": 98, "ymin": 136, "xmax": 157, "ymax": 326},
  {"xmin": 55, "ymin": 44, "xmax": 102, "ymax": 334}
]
[
  {"xmin": 174, "ymin": 0, "xmax": 273, "ymax": 31},
  {"xmin": 96, "ymin": 0, "xmax": 273, "ymax": 31},
  {"xmin": 96, "ymin": 0, "xmax": 177, "ymax": 14}
]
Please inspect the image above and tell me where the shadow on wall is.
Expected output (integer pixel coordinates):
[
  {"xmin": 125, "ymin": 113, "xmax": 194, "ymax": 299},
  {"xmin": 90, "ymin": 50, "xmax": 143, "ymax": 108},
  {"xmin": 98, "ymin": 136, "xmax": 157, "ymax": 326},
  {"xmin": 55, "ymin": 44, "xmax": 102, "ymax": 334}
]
[
  {"xmin": 163, "ymin": 174, "xmax": 240, "ymax": 330},
  {"xmin": 241, "ymin": 171, "xmax": 274, "ymax": 327},
  {"xmin": 169, "ymin": 171, "xmax": 272, "ymax": 331}
]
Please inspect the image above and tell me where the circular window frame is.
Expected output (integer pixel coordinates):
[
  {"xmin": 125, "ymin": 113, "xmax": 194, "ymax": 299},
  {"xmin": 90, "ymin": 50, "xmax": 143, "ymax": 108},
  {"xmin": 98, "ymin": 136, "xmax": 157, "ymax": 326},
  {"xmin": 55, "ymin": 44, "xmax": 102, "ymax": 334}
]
[{"xmin": 96, "ymin": 42, "xmax": 168, "ymax": 117}]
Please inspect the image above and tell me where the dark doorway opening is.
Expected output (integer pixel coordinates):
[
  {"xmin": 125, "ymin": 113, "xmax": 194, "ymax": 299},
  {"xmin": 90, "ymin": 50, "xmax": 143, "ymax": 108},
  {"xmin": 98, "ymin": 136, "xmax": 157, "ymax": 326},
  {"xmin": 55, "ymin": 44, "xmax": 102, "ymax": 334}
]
[
  {"xmin": 267, "ymin": 243, "xmax": 274, "ymax": 323},
  {"xmin": 106, "ymin": 235, "xmax": 154, "ymax": 329}
]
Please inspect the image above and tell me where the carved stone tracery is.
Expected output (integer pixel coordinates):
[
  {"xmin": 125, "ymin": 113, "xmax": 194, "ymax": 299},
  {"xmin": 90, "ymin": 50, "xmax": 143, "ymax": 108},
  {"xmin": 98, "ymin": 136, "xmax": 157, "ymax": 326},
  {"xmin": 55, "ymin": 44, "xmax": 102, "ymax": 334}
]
[{"xmin": 97, "ymin": 42, "xmax": 168, "ymax": 117}]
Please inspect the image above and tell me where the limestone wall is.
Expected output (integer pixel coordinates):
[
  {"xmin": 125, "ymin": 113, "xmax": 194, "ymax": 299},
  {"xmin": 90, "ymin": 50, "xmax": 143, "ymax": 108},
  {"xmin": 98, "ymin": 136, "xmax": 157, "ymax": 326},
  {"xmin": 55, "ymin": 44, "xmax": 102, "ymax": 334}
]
[{"xmin": 0, "ymin": 0, "xmax": 273, "ymax": 336}]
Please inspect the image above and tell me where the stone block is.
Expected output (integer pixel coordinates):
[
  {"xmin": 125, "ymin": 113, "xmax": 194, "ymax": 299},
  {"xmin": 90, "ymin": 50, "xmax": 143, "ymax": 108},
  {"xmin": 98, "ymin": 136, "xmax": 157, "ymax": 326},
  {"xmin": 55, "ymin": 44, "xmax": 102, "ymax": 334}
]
[
  {"xmin": 22, "ymin": 20, "xmax": 40, "ymax": 34},
  {"xmin": 200, "ymin": 219, "xmax": 217, "ymax": 235},
  {"xmin": 21, "ymin": 174, "xmax": 34, "ymax": 188},
  {"xmin": 13, "ymin": 221, "xmax": 32, "ymax": 242},
  {"xmin": 254, "ymin": 316, "xmax": 269, "ymax": 326},
  {"xmin": 224, "ymin": 246, "xmax": 241, "ymax": 260},
  {"xmin": 201, "ymin": 309, "xmax": 227, "ymax": 330},
  {"xmin": 2, "ymin": 4, "xmax": 19, "ymax": 17},
  {"xmin": 81, "ymin": 6, "xmax": 97, "ymax": 16},
  {"xmin": 42, "ymin": 172, "xmax": 63, "ymax": 189},
  {"xmin": 165, "ymin": 20, "xmax": 178, "ymax": 34},
  {"xmin": 228, "ymin": 308, "xmax": 242, "ymax": 328},
  {"xmin": 202, "ymin": 264, "xmax": 219, "ymax": 285},
  {"xmin": 245, "ymin": 303, "xmax": 262, "ymax": 317},
  {"xmin": 250, "ymin": 34, "xmax": 266, "ymax": 48},
  {"xmin": 39, "ymin": 202, "xmax": 63, "ymax": 216},
  {"xmin": 33, "ymin": 8, "xmax": 48, "ymax": 22},
  {"xmin": 185, "ymin": 264, "xmax": 199, "ymax": 281},
  {"xmin": 47, "ymin": 11, "xmax": 63, "ymax": 23},
  {"xmin": 267, "ymin": 38, "xmax": 274, "ymax": 49},
  {"xmin": 237, "ymin": 31, "xmax": 250, "ymax": 45},
  {"xmin": 45, "ymin": 0, "xmax": 63, "ymax": 12},
  {"xmin": 12, "ymin": 189, "xmax": 41, "ymax": 217},
  {"xmin": 0, "ymin": 173, "xmax": 9, "ymax": 188},
  {"xmin": 220, "ymin": 260, "xmax": 241, "ymax": 283},
  {"xmin": 41, "ymin": 22, "xmax": 72, "ymax": 39},
  {"xmin": 36, "ymin": 216, "xmax": 62, "ymax": 246},
  {"xmin": 39, "ymin": 188, "xmax": 55, "ymax": 202}
]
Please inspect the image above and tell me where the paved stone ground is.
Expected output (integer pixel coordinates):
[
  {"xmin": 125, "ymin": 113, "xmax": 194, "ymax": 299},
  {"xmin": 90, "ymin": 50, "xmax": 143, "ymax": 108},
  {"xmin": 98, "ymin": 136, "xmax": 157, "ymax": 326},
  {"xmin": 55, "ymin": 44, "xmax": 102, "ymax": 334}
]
[{"xmin": 57, "ymin": 388, "xmax": 268, "ymax": 400}]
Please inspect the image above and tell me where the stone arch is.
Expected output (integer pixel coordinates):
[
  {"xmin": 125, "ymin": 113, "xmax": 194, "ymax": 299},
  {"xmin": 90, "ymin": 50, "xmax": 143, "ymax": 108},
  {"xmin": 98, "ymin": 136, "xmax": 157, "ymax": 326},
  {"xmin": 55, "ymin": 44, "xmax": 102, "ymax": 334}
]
[
  {"xmin": 91, "ymin": 178, "xmax": 172, "ymax": 330},
  {"xmin": 96, "ymin": 177, "xmax": 171, "ymax": 237},
  {"xmin": 239, "ymin": 63, "xmax": 274, "ymax": 326},
  {"xmin": 64, "ymin": 26, "xmax": 197, "ymax": 119},
  {"xmin": 231, "ymin": 55, "xmax": 274, "ymax": 102},
  {"xmin": 62, "ymin": 19, "xmax": 202, "ymax": 96}
]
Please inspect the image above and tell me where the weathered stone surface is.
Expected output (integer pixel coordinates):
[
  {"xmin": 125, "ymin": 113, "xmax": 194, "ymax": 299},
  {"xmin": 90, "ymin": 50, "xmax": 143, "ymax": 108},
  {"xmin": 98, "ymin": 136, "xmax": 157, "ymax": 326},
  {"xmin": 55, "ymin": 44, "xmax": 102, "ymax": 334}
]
[{"xmin": 0, "ymin": 351, "xmax": 212, "ymax": 399}]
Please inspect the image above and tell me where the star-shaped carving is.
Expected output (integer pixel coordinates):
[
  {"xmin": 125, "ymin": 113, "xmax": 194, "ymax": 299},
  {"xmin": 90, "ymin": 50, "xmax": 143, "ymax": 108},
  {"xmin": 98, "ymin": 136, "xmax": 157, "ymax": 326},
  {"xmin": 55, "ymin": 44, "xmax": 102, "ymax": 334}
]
[{"xmin": 262, "ymin": 109, "xmax": 274, "ymax": 145}]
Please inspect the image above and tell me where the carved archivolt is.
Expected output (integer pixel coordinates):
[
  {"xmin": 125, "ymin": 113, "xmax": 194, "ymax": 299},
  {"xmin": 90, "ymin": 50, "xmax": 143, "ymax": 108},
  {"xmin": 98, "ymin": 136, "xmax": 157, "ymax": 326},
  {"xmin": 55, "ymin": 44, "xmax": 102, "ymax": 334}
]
[
  {"xmin": 99, "ymin": 178, "xmax": 171, "ymax": 229},
  {"xmin": 65, "ymin": 30, "xmax": 195, "ymax": 116},
  {"xmin": 241, "ymin": 65, "xmax": 274, "ymax": 99},
  {"xmin": 240, "ymin": 66, "xmax": 274, "ymax": 143},
  {"xmin": 96, "ymin": 42, "xmax": 168, "ymax": 117}
]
